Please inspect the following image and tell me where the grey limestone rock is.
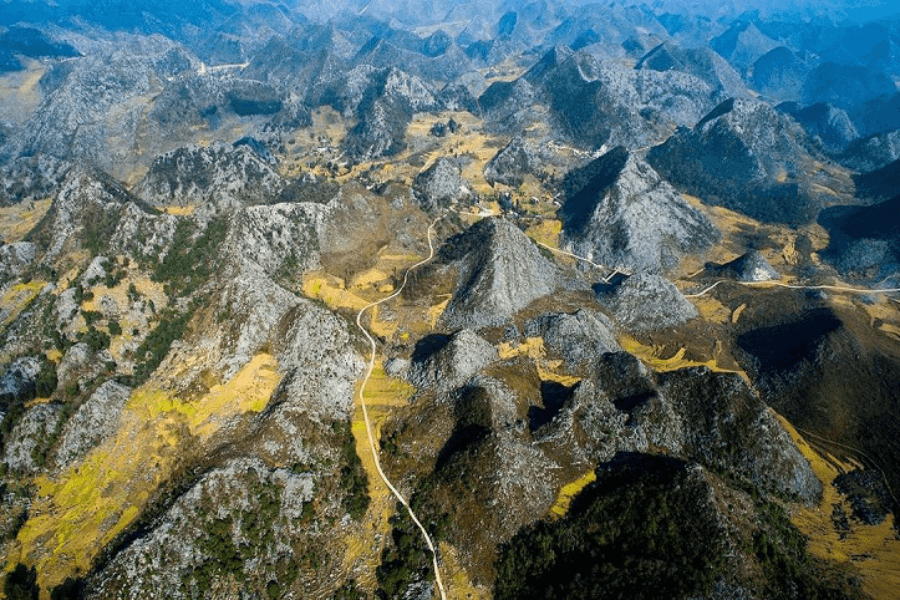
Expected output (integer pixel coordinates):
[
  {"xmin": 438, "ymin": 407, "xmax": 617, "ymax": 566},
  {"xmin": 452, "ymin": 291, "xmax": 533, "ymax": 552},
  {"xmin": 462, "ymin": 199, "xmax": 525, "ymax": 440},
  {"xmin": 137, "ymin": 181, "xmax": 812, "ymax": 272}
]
[
  {"xmin": 750, "ymin": 46, "xmax": 812, "ymax": 103},
  {"xmin": 56, "ymin": 342, "xmax": 114, "ymax": 388},
  {"xmin": 85, "ymin": 457, "xmax": 316, "ymax": 599},
  {"xmin": 438, "ymin": 217, "xmax": 558, "ymax": 329},
  {"xmin": 781, "ymin": 102, "xmax": 858, "ymax": 153},
  {"xmin": 637, "ymin": 41, "xmax": 749, "ymax": 99},
  {"xmin": 710, "ymin": 21, "xmax": 780, "ymax": 73},
  {"xmin": 133, "ymin": 143, "xmax": 287, "ymax": 213},
  {"xmin": 839, "ymin": 129, "xmax": 900, "ymax": 172},
  {"xmin": 0, "ymin": 155, "xmax": 71, "ymax": 206},
  {"xmin": 40, "ymin": 166, "xmax": 133, "ymax": 261},
  {"xmin": 413, "ymin": 157, "xmax": 471, "ymax": 210},
  {"xmin": 659, "ymin": 367, "xmax": 822, "ymax": 503},
  {"xmin": 648, "ymin": 97, "xmax": 832, "ymax": 225},
  {"xmin": 220, "ymin": 201, "xmax": 326, "ymax": 279},
  {"xmin": 0, "ymin": 242, "xmax": 36, "ymax": 282},
  {"xmin": 595, "ymin": 272, "xmax": 698, "ymax": 332},
  {"xmin": 704, "ymin": 250, "xmax": 780, "ymax": 282},
  {"xmin": 483, "ymin": 137, "xmax": 538, "ymax": 188},
  {"xmin": 55, "ymin": 380, "xmax": 133, "ymax": 469},
  {"xmin": 539, "ymin": 50, "xmax": 720, "ymax": 151},
  {"xmin": 2, "ymin": 402, "xmax": 64, "ymax": 474},
  {"xmin": 560, "ymin": 146, "xmax": 719, "ymax": 274},
  {"xmin": 537, "ymin": 353, "xmax": 822, "ymax": 503},
  {"xmin": 0, "ymin": 356, "xmax": 41, "ymax": 402},
  {"xmin": 524, "ymin": 310, "xmax": 620, "ymax": 370},
  {"xmin": 408, "ymin": 329, "xmax": 499, "ymax": 391}
]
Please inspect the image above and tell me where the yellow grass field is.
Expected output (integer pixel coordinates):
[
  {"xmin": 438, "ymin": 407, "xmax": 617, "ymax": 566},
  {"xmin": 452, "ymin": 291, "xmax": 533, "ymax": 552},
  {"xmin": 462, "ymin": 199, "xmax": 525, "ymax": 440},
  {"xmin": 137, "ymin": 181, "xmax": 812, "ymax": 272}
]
[
  {"xmin": 778, "ymin": 416, "xmax": 900, "ymax": 600},
  {"xmin": 9, "ymin": 354, "xmax": 281, "ymax": 592}
]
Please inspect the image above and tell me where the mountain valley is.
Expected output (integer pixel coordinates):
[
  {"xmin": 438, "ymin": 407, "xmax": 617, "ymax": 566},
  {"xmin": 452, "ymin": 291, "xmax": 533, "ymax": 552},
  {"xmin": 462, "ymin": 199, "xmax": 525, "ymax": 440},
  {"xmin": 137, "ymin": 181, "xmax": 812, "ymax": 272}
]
[{"xmin": 0, "ymin": 1, "xmax": 899, "ymax": 599}]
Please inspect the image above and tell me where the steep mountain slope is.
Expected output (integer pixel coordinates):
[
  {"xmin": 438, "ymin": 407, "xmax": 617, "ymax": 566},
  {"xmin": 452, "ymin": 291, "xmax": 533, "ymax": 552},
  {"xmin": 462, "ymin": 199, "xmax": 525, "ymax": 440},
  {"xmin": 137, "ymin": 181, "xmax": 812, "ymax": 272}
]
[
  {"xmin": 636, "ymin": 41, "xmax": 748, "ymax": 99},
  {"xmin": 422, "ymin": 217, "xmax": 559, "ymax": 329},
  {"xmin": 648, "ymin": 98, "xmax": 846, "ymax": 225},
  {"xmin": 780, "ymin": 102, "xmax": 859, "ymax": 153},
  {"xmin": 750, "ymin": 46, "xmax": 813, "ymax": 103},
  {"xmin": 537, "ymin": 50, "xmax": 719, "ymax": 150},
  {"xmin": 133, "ymin": 143, "xmax": 287, "ymax": 213},
  {"xmin": 559, "ymin": 146, "xmax": 719, "ymax": 273},
  {"xmin": 0, "ymin": 4, "xmax": 899, "ymax": 599},
  {"xmin": 710, "ymin": 21, "xmax": 781, "ymax": 73}
]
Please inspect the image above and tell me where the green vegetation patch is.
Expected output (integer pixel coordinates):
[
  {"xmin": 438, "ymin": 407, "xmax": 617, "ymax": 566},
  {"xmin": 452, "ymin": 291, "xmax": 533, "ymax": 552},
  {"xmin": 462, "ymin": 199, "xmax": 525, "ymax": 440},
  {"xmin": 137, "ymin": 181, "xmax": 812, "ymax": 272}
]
[
  {"xmin": 332, "ymin": 420, "xmax": 370, "ymax": 520},
  {"xmin": 376, "ymin": 506, "xmax": 434, "ymax": 599},
  {"xmin": 129, "ymin": 308, "xmax": 193, "ymax": 385},
  {"xmin": 150, "ymin": 216, "xmax": 229, "ymax": 298},
  {"xmin": 495, "ymin": 453, "xmax": 727, "ymax": 600}
]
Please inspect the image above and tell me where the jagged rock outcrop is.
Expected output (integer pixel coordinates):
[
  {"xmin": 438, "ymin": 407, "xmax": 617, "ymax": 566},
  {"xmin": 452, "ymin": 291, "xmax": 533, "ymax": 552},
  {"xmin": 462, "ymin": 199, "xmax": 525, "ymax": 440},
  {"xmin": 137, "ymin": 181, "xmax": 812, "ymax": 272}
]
[
  {"xmin": 352, "ymin": 36, "xmax": 473, "ymax": 83},
  {"xmin": 657, "ymin": 367, "xmax": 821, "ymax": 500},
  {"xmin": 322, "ymin": 66, "xmax": 438, "ymax": 160},
  {"xmin": 0, "ymin": 46, "xmax": 200, "ymax": 179},
  {"xmin": 477, "ymin": 78, "xmax": 539, "ymax": 133},
  {"xmin": 435, "ymin": 217, "xmax": 559, "ymax": 329},
  {"xmin": 54, "ymin": 381, "xmax": 133, "ymax": 469},
  {"xmin": 133, "ymin": 143, "xmax": 287, "ymax": 213},
  {"xmin": 420, "ymin": 373, "xmax": 560, "ymax": 579},
  {"xmin": 0, "ymin": 155, "xmax": 71, "ymax": 206},
  {"xmin": 2, "ymin": 402, "xmax": 64, "ymax": 474},
  {"xmin": 0, "ymin": 242, "xmax": 36, "ymax": 282},
  {"xmin": 704, "ymin": 251, "xmax": 780, "ymax": 282},
  {"xmin": 735, "ymin": 303, "xmax": 900, "ymax": 500},
  {"xmin": 839, "ymin": 130, "xmax": 900, "ymax": 173},
  {"xmin": 539, "ymin": 51, "xmax": 719, "ymax": 150},
  {"xmin": 86, "ymin": 458, "xmax": 318, "ymax": 599},
  {"xmin": 595, "ymin": 273, "xmax": 698, "ymax": 331},
  {"xmin": 779, "ymin": 102, "xmax": 858, "ymax": 153},
  {"xmin": 408, "ymin": 329, "xmax": 499, "ymax": 391},
  {"xmin": 148, "ymin": 73, "xmax": 290, "ymax": 133},
  {"xmin": 413, "ymin": 157, "xmax": 471, "ymax": 209},
  {"xmin": 220, "ymin": 201, "xmax": 326, "ymax": 279},
  {"xmin": 56, "ymin": 342, "xmax": 115, "ymax": 389},
  {"xmin": 535, "ymin": 351, "xmax": 821, "ymax": 502},
  {"xmin": 523, "ymin": 310, "xmax": 620, "ymax": 370},
  {"xmin": 636, "ymin": 41, "xmax": 748, "ymax": 99},
  {"xmin": 483, "ymin": 137, "xmax": 539, "ymax": 188},
  {"xmin": 559, "ymin": 147, "xmax": 719, "ymax": 273},
  {"xmin": 0, "ymin": 357, "xmax": 42, "ymax": 403},
  {"xmin": 37, "ymin": 166, "xmax": 133, "ymax": 261},
  {"xmin": 710, "ymin": 21, "xmax": 780, "ymax": 73},
  {"xmin": 648, "ymin": 98, "xmax": 834, "ymax": 225}
]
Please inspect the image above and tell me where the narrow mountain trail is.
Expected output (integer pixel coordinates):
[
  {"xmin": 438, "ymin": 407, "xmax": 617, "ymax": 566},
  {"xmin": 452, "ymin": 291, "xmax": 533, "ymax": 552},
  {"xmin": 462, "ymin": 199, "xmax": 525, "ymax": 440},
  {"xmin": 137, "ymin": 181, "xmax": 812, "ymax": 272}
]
[
  {"xmin": 535, "ymin": 240, "xmax": 626, "ymax": 283},
  {"xmin": 355, "ymin": 216, "xmax": 448, "ymax": 600},
  {"xmin": 684, "ymin": 279, "xmax": 900, "ymax": 298},
  {"xmin": 796, "ymin": 427, "xmax": 899, "ymax": 510}
]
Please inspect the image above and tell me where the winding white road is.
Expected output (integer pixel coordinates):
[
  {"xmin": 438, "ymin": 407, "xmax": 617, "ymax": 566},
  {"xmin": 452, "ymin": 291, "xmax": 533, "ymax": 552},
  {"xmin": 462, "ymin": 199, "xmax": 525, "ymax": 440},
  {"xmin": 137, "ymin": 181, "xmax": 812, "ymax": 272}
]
[
  {"xmin": 535, "ymin": 240, "xmax": 626, "ymax": 283},
  {"xmin": 684, "ymin": 278, "xmax": 900, "ymax": 298},
  {"xmin": 355, "ymin": 216, "xmax": 447, "ymax": 600},
  {"xmin": 354, "ymin": 218, "xmax": 899, "ymax": 598}
]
